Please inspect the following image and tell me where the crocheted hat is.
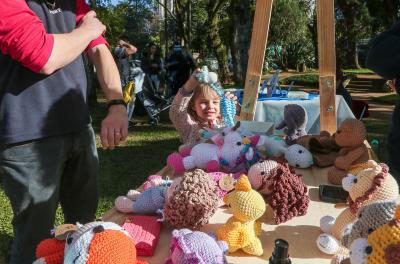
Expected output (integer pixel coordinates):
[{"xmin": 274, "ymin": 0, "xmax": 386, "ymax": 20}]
[
  {"xmin": 165, "ymin": 229, "xmax": 228, "ymax": 264},
  {"xmin": 63, "ymin": 221, "xmax": 147, "ymax": 264},
  {"xmin": 164, "ymin": 169, "xmax": 219, "ymax": 230},
  {"xmin": 115, "ymin": 186, "xmax": 167, "ymax": 214},
  {"xmin": 122, "ymin": 216, "xmax": 161, "ymax": 257},
  {"xmin": 366, "ymin": 206, "xmax": 400, "ymax": 264},
  {"xmin": 196, "ymin": 66, "xmax": 237, "ymax": 127},
  {"xmin": 342, "ymin": 200, "xmax": 397, "ymax": 249}
]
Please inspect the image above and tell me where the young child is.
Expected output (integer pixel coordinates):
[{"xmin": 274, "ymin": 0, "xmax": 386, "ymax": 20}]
[{"xmin": 169, "ymin": 68, "xmax": 238, "ymax": 145}]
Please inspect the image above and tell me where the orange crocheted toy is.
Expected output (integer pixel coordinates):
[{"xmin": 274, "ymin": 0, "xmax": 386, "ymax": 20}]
[{"xmin": 33, "ymin": 221, "xmax": 147, "ymax": 264}]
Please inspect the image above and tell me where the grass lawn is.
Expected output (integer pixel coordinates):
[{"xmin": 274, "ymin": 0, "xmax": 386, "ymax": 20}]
[
  {"xmin": 0, "ymin": 102, "xmax": 180, "ymax": 263},
  {"xmin": 372, "ymin": 93, "xmax": 400, "ymax": 105}
]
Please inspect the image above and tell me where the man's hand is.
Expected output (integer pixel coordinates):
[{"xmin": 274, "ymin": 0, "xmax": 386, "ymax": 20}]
[
  {"xmin": 100, "ymin": 105, "xmax": 128, "ymax": 150},
  {"xmin": 77, "ymin": 11, "xmax": 106, "ymax": 41}
]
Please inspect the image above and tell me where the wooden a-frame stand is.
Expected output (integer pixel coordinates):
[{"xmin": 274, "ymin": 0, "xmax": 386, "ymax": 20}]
[{"xmin": 240, "ymin": 0, "xmax": 337, "ymax": 133}]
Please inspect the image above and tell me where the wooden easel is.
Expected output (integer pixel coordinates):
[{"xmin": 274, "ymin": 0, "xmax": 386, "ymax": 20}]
[{"xmin": 240, "ymin": 0, "xmax": 337, "ymax": 133}]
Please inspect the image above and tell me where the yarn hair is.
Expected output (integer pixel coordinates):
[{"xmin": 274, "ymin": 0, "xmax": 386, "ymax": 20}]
[
  {"xmin": 267, "ymin": 161, "xmax": 310, "ymax": 224},
  {"xmin": 164, "ymin": 169, "xmax": 219, "ymax": 230}
]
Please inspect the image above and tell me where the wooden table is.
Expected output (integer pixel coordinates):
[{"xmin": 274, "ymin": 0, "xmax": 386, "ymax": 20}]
[{"xmin": 103, "ymin": 164, "xmax": 346, "ymax": 264}]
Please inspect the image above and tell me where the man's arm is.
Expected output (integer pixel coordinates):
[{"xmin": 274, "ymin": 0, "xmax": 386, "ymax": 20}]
[
  {"xmin": 87, "ymin": 44, "xmax": 128, "ymax": 149},
  {"xmin": 122, "ymin": 42, "xmax": 137, "ymax": 56}
]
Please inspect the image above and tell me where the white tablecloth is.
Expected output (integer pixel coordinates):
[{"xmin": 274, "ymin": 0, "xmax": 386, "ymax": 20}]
[{"xmin": 254, "ymin": 95, "xmax": 355, "ymax": 134}]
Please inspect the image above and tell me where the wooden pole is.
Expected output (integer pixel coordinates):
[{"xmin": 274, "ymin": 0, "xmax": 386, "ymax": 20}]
[
  {"xmin": 316, "ymin": 0, "xmax": 337, "ymax": 133},
  {"xmin": 240, "ymin": 0, "xmax": 273, "ymax": 121}
]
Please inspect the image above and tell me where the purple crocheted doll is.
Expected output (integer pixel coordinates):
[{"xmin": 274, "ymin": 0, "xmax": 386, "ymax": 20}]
[{"xmin": 165, "ymin": 229, "xmax": 228, "ymax": 264}]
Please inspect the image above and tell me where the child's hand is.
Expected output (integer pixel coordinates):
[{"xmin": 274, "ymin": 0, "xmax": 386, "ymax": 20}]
[
  {"xmin": 183, "ymin": 68, "xmax": 202, "ymax": 93},
  {"xmin": 225, "ymin": 91, "xmax": 241, "ymax": 113}
]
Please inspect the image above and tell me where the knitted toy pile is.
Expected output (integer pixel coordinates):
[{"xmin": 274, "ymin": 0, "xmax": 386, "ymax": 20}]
[
  {"xmin": 165, "ymin": 229, "xmax": 228, "ymax": 264},
  {"xmin": 349, "ymin": 205, "xmax": 400, "ymax": 264},
  {"xmin": 316, "ymin": 161, "xmax": 399, "ymax": 255},
  {"xmin": 196, "ymin": 66, "xmax": 237, "ymax": 127},
  {"xmin": 276, "ymin": 104, "xmax": 308, "ymax": 146},
  {"xmin": 167, "ymin": 123, "xmax": 260, "ymax": 173},
  {"xmin": 328, "ymin": 118, "xmax": 370, "ymax": 185},
  {"xmin": 163, "ymin": 169, "xmax": 219, "ymax": 230},
  {"xmin": 216, "ymin": 175, "xmax": 266, "ymax": 256},
  {"xmin": 331, "ymin": 200, "xmax": 398, "ymax": 264},
  {"xmin": 248, "ymin": 160, "xmax": 310, "ymax": 224},
  {"xmin": 33, "ymin": 221, "xmax": 147, "ymax": 264}
]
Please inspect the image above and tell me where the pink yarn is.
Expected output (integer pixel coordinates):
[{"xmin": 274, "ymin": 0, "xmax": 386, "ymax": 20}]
[
  {"xmin": 207, "ymin": 172, "xmax": 228, "ymax": 198},
  {"xmin": 206, "ymin": 160, "xmax": 220, "ymax": 172},
  {"xmin": 167, "ymin": 153, "xmax": 185, "ymax": 174},
  {"xmin": 178, "ymin": 145, "xmax": 192, "ymax": 157},
  {"xmin": 143, "ymin": 175, "xmax": 163, "ymax": 190}
]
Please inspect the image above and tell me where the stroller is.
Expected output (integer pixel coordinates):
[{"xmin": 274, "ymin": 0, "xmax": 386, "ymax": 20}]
[{"xmin": 123, "ymin": 60, "xmax": 172, "ymax": 126}]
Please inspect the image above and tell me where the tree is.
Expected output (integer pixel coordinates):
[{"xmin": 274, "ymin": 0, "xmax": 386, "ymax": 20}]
[
  {"xmin": 365, "ymin": 0, "xmax": 400, "ymax": 30},
  {"xmin": 228, "ymin": 0, "xmax": 254, "ymax": 85}
]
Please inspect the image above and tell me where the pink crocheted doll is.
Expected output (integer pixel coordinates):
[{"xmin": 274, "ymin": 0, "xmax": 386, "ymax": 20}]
[{"xmin": 247, "ymin": 160, "xmax": 310, "ymax": 224}]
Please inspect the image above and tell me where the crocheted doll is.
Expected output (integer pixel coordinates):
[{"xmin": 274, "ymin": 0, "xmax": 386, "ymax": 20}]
[
  {"xmin": 163, "ymin": 169, "xmax": 219, "ymax": 230},
  {"xmin": 349, "ymin": 205, "xmax": 400, "ymax": 264},
  {"xmin": 257, "ymin": 135, "xmax": 314, "ymax": 168},
  {"xmin": 33, "ymin": 221, "xmax": 147, "ymax": 264},
  {"xmin": 275, "ymin": 104, "xmax": 308, "ymax": 146},
  {"xmin": 216, "ymin": 175, "xmax": 266, "ymax": 256},
  {"xmin": 316, "ymin": 161, "xmax": 399, "ymax": 255},
  {"xmin": 196, "ymin": 66, "xmax": 237, "ymax": 127},
  {"xmin": 331, "ymin": 200, "xmax": 397, "ymax": 264},
  {"xmin": 165, "ymin": 229, "xmax": 228, "ymax": 264},
  {"xmin": 327, "ymin": 118, "xmax": 370, "ymax": 185},
  {"xmin": 167, "ymin": 123, "xmax": 260, "ymax": 173},
  {"xmin": 247, "ymin": 160, "xmax": 310, "ymax": 224}
]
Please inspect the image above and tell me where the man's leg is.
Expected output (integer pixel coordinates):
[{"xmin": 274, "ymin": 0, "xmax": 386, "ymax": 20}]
[
  {"xmin": 387, "ymin": 100, "xmax": 400, "ymax": 186},
  {"xmin": 59, "ymin": 126, "xmax": 99, "ymax": 224},
  {"xmin": 0, "ymin": 137, "xmax": 69, "ymax": 264}
]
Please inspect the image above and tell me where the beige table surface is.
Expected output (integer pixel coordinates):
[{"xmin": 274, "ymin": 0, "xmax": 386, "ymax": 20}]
[{"xmin": 102, "ymin": 164, "xmax": 346, "ymax": 264}]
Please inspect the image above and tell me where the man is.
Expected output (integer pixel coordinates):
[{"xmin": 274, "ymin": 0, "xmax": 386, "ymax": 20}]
[
  {"xmin": 114, "ymin": 34, "xmax": 138, "ymax": 86},
  {"xmin": 366, "ymin": 21, "xmax": 400, "ymax": 186},
  {"xmin": 0, "ymin": 0, "xmax": 128, "ymax": 263}
]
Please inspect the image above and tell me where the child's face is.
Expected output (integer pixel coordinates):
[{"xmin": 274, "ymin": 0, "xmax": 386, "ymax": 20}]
[{"xmin": 192, "ymin": 91, "xmax": 220, "ymax": 122}]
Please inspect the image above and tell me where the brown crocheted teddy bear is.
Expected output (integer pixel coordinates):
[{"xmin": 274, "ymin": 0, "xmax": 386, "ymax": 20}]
[{"xmin": 327, "ymin": 118, "xmax": 370, "ymax": 185}]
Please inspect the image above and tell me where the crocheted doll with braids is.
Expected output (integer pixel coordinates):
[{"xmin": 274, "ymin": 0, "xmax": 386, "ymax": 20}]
[
  {"xmin": 216, "ymin": 175, "xmax": 266, "ymax": 256},
  {"xmin": 330, "ymin": 200, "xmax": 397, "ymax": 264},
  {"xmin": 328, "ymin": 118, "xmax": 370, "ymax": 185},
  {"xmin": 247, "ymin": 160, "xmax": 310, "ymax": 224},
  {"xmin": 349, "ymin": 205, "xmax": 400, "ymax": 264},
  {"xmin": 196, "ymin": 66, "xmax": 237, "ymax": 127},
  {"xmin": 33, "ymin": 221, "xmax": 147, "ymax": 264},
  {"xmin": 162, "ymin": 169, "xmax": 219, "ymax": 230},
  {"xmin": 316, "ymin": 161, "xmax": 399, "ymax": 255},
  {"xmin": 165, "ymin": 229, "xmax": 228, "ymax": 264}
]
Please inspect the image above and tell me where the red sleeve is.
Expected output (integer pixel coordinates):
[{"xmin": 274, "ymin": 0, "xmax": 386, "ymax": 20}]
[
  {"xmin": 75, "ymin": 0, "xmax": 109, "ymax": 50},
  {"xmin": 0, "ymin": 0, "xmax": 54, "ymax": 73}
]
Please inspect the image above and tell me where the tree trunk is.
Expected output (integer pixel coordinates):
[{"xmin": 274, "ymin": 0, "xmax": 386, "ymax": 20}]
[
  {"xmin": 229, "ymin": 0, "xmax": 252, "ymax": 86},
  {"xmin": 207, "ymin": 0, "xmax": 230, "ymax": 83}
]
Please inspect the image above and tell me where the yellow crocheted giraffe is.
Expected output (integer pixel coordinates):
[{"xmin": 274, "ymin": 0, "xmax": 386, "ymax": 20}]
[{"xmin": 216, "ymin": 175, "xmax": 266, "ymax": 256}]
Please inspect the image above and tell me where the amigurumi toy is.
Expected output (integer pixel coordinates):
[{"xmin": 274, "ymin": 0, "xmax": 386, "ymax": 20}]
[
  {"xmin": 275, "ymin": 104, "xmax": 308, "ymax": 146},
  {"xmin": 257, "ymin": 135, "xmax": 314, "ymax": 168},
  {"xmin": 196, "ymin": 66, "xmax": 237, "ymax": 127},
  {"xmin": 248, "ymin": 160, "xmax": 310, "ymax": 224},
  {"xmin": 162, "ymin": 169, "xmax": 219, "ymax": 230},
  {"xmin": 115, "ymin": 186, "xmax": 167, "ymax": 214},
  {"xmin": 216, "ymin": 175, "xmax": 266, "ymax": 256},
  {"xmin": 316, "ymin": 161, "xmax": 399, "ymax": 255},
  {"xmin": 331, "ymin": 200, "xmax": 397, "ymax": 264},
  {"xmin": 165, "ymin": 229, "xmax": 228, "ymax": 264},
  {"xmin": 348, "ymin": 205, "xmax": 400, "ymax": 264},
  {"xmin": 167, "ymin": 123, "xmax": 261, "ymax": 173},
  {"xmin": 33, "ymin": 221, "xmax": 147, "ymax": 264},
  {"xmin": 327, "ymin": 118, "xmax": 370, "ymax": 185}
]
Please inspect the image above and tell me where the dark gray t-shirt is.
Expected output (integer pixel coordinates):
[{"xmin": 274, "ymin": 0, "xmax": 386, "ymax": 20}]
[{"xmin": 0, "ymin": 0, "xmax": 90, "ymax": 144}]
